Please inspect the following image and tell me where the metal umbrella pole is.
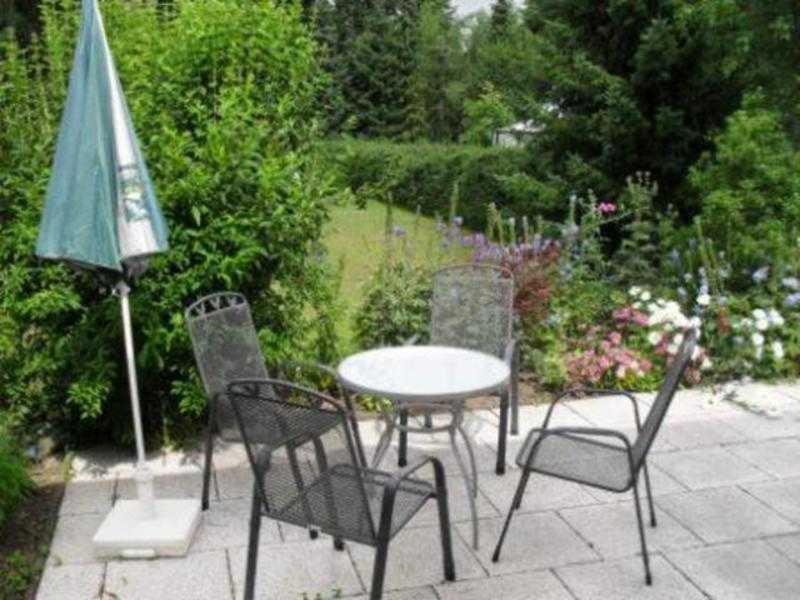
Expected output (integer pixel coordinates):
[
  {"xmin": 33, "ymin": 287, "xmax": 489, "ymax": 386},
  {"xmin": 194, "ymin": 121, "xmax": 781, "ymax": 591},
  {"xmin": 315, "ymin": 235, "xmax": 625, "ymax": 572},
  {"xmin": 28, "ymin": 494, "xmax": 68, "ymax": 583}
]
[{"xmin": 116, "ymin": 280, "xmax": 155, "ymax": 518}]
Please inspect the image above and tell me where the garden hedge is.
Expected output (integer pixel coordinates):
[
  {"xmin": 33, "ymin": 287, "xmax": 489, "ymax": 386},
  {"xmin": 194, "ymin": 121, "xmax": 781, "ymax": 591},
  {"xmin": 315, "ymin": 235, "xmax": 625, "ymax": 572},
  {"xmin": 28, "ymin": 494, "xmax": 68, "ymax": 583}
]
[{"xmin": 317, "ymin": 139, "xmax": 548, "ymax": 231}]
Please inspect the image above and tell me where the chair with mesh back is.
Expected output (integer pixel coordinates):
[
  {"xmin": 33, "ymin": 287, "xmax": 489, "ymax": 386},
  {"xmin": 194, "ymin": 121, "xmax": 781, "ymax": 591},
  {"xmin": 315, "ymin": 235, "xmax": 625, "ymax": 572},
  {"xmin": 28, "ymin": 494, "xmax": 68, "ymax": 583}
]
[
  {"xmin": 186, "ymin": 293, "xmax": 270, "ymax": 510},
  {"xmin": 228, "ymin": 379, "xmax": 455, "ymax": 600},
  {"xmin": 398, "ymin": 263, "xmax": 519, "ymax": 475},
  {"xmin": 492, "ymin": 329, "xmax": 698, "ymax": 586}
]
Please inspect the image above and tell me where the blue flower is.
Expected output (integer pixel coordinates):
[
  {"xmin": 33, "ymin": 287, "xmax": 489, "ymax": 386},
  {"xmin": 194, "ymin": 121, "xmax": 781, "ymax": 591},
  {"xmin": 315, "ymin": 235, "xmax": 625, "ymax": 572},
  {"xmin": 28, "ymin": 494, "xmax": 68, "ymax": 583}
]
[
  {"xmin": 785, "ymin": 292, "xmax": 800, "ymax": 308},
  {"xmin": 752, "ymin": 266, "xmax": 770, "ymax": 283}
]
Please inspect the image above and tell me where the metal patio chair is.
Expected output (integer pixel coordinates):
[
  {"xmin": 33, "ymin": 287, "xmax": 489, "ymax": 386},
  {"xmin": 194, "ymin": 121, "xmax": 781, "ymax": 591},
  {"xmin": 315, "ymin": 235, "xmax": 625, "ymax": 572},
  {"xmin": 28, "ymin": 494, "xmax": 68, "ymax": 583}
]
[
  {"xmin": 398, "ymin": 263, "xmax": 520, "ymax": 475},
  {"xmin": 186, "ymin": 292, "xmax": 365, "ymax": 511},
  {"xmin": 492, "ymin": 329, "xmax": 698, "ymax": 586},
  {"xmin": 228, "ymin": 379, "xmax": 455, "ymax": 600}
]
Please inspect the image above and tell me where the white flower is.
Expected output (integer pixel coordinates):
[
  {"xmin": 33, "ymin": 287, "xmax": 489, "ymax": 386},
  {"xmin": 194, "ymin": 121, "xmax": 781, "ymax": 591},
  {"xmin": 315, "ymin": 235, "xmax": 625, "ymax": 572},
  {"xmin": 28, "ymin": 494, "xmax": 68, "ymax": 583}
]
[
  {"xmin": 772, "ymin": 341, "xmax": 785, "ymax": 360},
  {"xmin": 673, "ymin": 333, "xmax": 684, "ymax": 346},
  {"xmin": 751, "ymin": 332, "xmax": 765, "ymax": 347},
  {"xmin": 752, "ymin": 308, "xmax": 768, "ymax": 321},
  {"xmin": 701, "ymin": 357, "xmax": 713, "ymax": 371},
  {"xmin": 640, "ymin": 291, "xmax": 652, "ymax": 302},
  {"xmin": 629, "ymin": 286, "xmax": 642, "ymax": 297},
  {"xmin": 697, "ymin": 293, "xmax": 711, "ymax": 306},
  {"xmin": 755, "ymin": 346, "xmax": 764, "ymax": 361},
  {"xmin": 690, "ymin": 316, "xmax": 702, "ymax": 329},
  {"xmin": 667, "ymin": 342, "xmax": 679, "ymax": 355},
  {"xmin": 768, "ymin": 308, "xmax": 785, "ymax": 327},
  {"xmin": 752, "ymin": 266, "xmax": 770, "ymax": 283},
  {"xmin": 755, "ymin": 319, "xmax": 770, "ymax": 332},
  {"xmin": 647, "ymin": 331, "xmax": 662, "ymax": 345},
  {"xmin": 782, "ymin": 277, "xmax": 800, "ymax": 290},
  {"xmin": 740, "ymin": 318, "xmax": 754, "ymax": 330}
]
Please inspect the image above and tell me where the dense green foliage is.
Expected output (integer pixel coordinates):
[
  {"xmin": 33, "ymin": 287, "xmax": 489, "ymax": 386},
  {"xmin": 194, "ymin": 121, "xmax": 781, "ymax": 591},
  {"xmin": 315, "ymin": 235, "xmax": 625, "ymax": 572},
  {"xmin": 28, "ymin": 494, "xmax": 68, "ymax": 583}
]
[
  {"xmin": 0, "ymin": 419, "xmax": 29, "ymax": 528},
  {"xmin": 0, "ymin": 0, "xmax": 332, "ymax": 446},
  {"xmin": 319, "ymin": 139, "xmax": 539, "ymax": 230}
]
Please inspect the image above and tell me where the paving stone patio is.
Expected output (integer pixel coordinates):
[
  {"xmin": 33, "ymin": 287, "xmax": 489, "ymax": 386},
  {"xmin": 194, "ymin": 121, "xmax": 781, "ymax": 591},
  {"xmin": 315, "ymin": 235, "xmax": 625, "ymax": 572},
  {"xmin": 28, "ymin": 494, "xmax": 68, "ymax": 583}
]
[{"xmin": 38, "ymin": 382, "xmax": 800, "ymax": 599}]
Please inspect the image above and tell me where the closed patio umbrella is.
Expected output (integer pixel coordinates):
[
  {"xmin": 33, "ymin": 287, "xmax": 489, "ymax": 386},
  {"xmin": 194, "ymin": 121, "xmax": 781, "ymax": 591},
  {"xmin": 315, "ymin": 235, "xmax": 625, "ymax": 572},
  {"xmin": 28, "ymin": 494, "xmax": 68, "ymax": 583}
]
[{"xmin": 36, "ymin": 0, "xmax": 200, "ymax": 557}]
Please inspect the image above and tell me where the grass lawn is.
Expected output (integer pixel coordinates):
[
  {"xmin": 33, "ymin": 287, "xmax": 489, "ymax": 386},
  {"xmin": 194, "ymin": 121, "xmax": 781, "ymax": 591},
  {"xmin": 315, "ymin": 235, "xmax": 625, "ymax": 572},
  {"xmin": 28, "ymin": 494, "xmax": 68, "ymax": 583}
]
[{"xmin": 322, "ymin": 199, "xmax": 470, "ymax": 350}]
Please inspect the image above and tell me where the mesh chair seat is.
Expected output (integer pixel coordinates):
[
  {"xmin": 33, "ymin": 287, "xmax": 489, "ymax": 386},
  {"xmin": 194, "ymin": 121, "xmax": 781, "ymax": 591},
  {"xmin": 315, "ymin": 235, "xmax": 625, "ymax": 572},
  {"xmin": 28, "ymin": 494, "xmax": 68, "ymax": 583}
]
[
  {"xmin": 515, "ymin": 429, "xmax": 633, "ymax": 492},
  {"xmin": 267, "ymin": 462, "xmax": 434, "ymax": 545}
]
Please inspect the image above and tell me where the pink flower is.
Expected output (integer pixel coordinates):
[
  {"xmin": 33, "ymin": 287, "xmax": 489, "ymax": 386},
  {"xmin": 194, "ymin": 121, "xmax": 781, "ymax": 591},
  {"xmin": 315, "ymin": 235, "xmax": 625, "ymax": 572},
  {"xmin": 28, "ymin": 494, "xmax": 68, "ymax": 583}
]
[
  {"xmin": 598, "ymin": 202, "xmax": 617, "ymax": 215},
  {"xmin": 608, "ymin": 331, "xmax": 622, "ymax": 346}
]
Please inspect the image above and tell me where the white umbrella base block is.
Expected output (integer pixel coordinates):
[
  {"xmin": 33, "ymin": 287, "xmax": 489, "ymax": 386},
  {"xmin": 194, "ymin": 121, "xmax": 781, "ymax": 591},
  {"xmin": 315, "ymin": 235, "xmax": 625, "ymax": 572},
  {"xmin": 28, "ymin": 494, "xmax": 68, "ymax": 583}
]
[{"xmin": 93, "ymin": 499, "xmax": 202, "ymax": 559}]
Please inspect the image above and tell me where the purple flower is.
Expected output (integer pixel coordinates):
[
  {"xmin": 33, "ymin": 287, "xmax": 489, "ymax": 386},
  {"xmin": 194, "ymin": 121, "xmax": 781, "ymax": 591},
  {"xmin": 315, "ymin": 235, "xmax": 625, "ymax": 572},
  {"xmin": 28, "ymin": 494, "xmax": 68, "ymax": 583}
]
[{"xmin": 784, "ymin": 292, "xmax": 800, "ymax": 308}]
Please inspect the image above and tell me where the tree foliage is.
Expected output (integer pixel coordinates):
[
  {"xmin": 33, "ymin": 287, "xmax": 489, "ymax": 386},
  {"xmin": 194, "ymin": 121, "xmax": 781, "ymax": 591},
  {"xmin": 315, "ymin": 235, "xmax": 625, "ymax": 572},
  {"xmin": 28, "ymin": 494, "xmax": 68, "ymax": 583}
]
[{"xmin": 0, "ymin": 0, "xmax": 332, "ymax": 446}]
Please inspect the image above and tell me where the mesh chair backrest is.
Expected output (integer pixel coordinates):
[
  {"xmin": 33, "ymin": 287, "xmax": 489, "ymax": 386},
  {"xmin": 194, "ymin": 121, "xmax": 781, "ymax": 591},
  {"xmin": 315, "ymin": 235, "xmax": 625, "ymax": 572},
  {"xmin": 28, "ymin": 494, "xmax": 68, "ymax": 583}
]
[
  {"xmin": 632, "ymin": 329, "xmax": 698, "ymax": 468},
  {"xmin": 229, "ymin": 380, "xmax": 377, "ymax": 544},
  {"xmin": 186, "ymin": 293, "xmax": 269, "ymax": 441},
  {"xmin": 430, "ymin": 264, "xmax": 513, "ymax": 357}
]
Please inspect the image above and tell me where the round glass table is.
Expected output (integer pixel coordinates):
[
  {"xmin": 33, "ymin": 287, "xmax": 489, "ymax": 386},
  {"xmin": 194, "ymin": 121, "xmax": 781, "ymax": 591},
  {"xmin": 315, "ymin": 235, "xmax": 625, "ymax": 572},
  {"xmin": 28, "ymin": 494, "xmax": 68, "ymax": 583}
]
[{"xmin": 338, "ymin": 345, "xmax": 510, "ymax": 549}]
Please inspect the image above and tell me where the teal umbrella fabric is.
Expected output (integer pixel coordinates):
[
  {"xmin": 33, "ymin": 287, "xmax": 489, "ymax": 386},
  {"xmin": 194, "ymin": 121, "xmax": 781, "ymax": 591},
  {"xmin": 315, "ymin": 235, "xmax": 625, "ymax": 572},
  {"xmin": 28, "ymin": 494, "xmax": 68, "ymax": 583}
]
[{"xmin": 36, "ymin": 0, "xmax": 168, "ymax": 275}]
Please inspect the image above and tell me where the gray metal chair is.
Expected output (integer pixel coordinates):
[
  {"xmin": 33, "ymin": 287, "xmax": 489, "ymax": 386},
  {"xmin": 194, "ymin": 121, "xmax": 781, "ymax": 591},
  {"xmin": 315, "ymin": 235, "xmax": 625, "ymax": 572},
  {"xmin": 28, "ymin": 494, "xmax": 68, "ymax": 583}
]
[
  {"xmin": 492, "ymin": 329, "xmax": 698, "ymax": 586},
  {"xmin": 186, "ymin": 293, "xmax": 269, "ymax": 511},
  {"xmin": 186, "ymin": 292, "xmax": 365, "ymax": 511},
  {"xmin": 398, "ymin": 263, "xmax": 520, "ymax": 475},
  {"xmin": 229, "ymin": 379, "xmax": 455, "ymax": 600}
]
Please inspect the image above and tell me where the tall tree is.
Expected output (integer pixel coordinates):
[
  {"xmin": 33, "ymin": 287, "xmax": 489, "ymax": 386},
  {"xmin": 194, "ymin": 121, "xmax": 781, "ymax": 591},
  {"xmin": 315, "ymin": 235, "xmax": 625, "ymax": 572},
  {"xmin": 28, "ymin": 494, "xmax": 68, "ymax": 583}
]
[{"xmin": 489, "ymin": 0, "xmax": 512, "ymax": 38}]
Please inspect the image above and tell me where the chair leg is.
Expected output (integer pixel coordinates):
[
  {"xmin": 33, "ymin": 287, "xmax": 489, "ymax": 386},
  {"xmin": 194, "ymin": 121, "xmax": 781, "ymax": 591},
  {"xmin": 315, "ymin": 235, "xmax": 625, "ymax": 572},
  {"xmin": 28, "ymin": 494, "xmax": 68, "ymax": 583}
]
[
  {"xmin": 423, "ymin": 412, "xmax": 433, "ymax": 429},
  {"xmin": 642, "ymin": 462, "xmax": 657, "ymax": 527},
  {"xmin": 432, "ymin": 462, "xmax": 456, "ymax": 582},
  {"xmin": 201, "ymin": 427, "xmax": 214, "ymax": 511},
  {"xmin": 244, "ymin": 484, "xmax": 263, "ymax": 600},
  {"xmin": 334, "ymin": 537, "xmax": 345, "ymax": 550},
  {"xmin": 492, "ymin": 469, "xmax": 530, "ymax": 562},
  {"xmin": 398, "ymin": 408, "xmax": 408, "ymax": 468},
  {"xmin": 496, "ymin": 391, "xmax": 509, "ymax": 475},
  {"xmin": 370, "ymin": 539, "xmax": 390, "ymax": 600},
  {"xmin": 510, "ymin": 367, "xmax": 519, "ymax": 436},
  {"xmin": 632, "ymin": 482, "xmax": 653, "ymax": 586}
]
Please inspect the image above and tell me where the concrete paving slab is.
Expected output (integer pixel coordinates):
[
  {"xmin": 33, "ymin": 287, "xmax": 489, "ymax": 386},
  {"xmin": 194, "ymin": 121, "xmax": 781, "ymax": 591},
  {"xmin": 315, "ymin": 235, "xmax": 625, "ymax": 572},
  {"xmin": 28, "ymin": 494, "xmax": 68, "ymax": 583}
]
[
  {"xmin": 47, "ymin": 512, "xmax": 106, "ymax": 565},
  {"xmin": 559, "ymin": 500, "xmax": 702, "ymax": 559},
  {"xmin": 656, "ymin": 486, "xmax": 798, "ymax": 544},
  {"xmin": 409, "ymin": 476, "xmax": 500, "ymax": 527},
  {"xmin": 478, "ymin": 472, "xmax": 598, "ymax": 514},
  {"xmin": 719, "ymin": 411, "xmax": 800, "ymax": 441},
  {"xmin": 352, "ymin": 587, "xmax": 438, "ymax": 600},
  {"xmin": 104, "ymin": 550, "xmax": 232, "ymax": 600},
  {"xmin": 667, "ymin": 540, "xmax": 800, "ymax": 600},
  {"xmin": 215, "ymin": 465, "xmax": 254, "ymax": 501},
  {"xmin": 458, "ymin": 512, "xmax": 598, "ymax": 575},
  {"xmin": 556, "ymin": 555, "xmax": 705, "ymax": 600},
  {"xmin": 229, "ymin": 540, "xmax": 364, "ymax": 599},
  {"xmin": 651, "ymin": 447, "xmax": 771, "ymax": 490},
  {"xmin": 657, "ymin": 417, "xmax": 747, "ymax": 450},
  {"xmin": 435, "ymin": 570, "xmax": 573, "ymax": 600},
  {"xmin": 115, "ymin": 470, "xmax": 204, "ymax": 502},
  {"xmin": 726, "ymin": 438, "xmax": 800, "ymax": 479},
  {"xmin": 564, "ymin": 395, "xmax": 651, "ymax": 428},
  {"xmin": 742, "ymin": 478, "xmax": 800, "ymax": 523},
  {"xmin": 58, "ymin": 479, "xmax": 114, "ymax": 516},
  {"xmin": 586, "ymin": 465, "xmax": 687, "ymax": 503},
  {"xmin": 348, "ymin": 525, "xmax": 485, "ymax": 592},
  {"xmin": 192, "ymin": 498, "xmax": 281, "ymax": 552},
  {"xmin": 767, "ymin": 534, "xmax": 800, "ymax": 566},
  {"xmin": 35, "ymin": 563, "xmax": 104, "ymax": 600}
]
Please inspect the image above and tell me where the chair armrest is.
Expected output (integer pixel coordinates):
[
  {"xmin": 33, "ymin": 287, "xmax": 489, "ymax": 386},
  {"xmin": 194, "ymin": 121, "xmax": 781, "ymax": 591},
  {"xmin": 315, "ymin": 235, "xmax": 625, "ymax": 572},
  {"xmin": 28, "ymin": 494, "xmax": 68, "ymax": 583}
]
[{"xmin": 388, "ymin": 455, "xmax": 445, "ymax": 491}]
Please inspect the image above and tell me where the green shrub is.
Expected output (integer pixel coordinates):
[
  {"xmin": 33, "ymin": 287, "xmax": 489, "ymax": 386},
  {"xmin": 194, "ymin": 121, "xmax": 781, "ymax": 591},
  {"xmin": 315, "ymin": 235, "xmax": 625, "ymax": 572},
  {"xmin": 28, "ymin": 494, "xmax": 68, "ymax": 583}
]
[
  {"xmin": 354, "ymin": 252, "xmax": 432, "ymax": 349},
  {"xmin": 0, "ymin": 0, "xmax": 331, "ymax": 446},
  {"xmin": 317, "ymin": 139, "xmax": 552, "ymax": 231},
  {"xmin": 0, "ymin": 419, "xmax": 30, "ymax": 528},
  {"xmin": 690, "ymin": 94, "xmax": 800, "ymax": 284}
]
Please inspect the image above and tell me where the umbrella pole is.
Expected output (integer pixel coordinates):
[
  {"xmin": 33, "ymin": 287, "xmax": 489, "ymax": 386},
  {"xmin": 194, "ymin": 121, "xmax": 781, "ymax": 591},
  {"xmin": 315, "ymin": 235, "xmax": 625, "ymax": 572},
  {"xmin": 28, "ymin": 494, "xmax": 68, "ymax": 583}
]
[{"xmin": 116, "ymin": 280, "xmax": 156, "ymax": 518}]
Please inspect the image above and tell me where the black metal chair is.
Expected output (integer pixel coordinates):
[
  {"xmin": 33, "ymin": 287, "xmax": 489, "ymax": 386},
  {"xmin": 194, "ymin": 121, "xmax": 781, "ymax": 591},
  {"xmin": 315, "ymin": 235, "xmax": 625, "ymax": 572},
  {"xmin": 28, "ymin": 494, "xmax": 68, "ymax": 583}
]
[
  {"xmin": 492, "ymin": 329, "xmax": 698, "ymax": 586},
  {"xmin": 399, "ymin": 264, "xmax": 520, "ymax": 475},
  {"xmin": 228, "ymin": 379, "xmax": 456, "ymax": 600}
]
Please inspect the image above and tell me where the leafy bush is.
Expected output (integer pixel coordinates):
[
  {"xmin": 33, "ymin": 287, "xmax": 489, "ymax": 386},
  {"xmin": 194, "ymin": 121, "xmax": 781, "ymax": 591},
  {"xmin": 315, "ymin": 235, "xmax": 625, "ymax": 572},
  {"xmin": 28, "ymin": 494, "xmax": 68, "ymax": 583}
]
[
  {"xmin": 317, "ymin": 138, "xmax": 558, "ymax": 231},
  {"xmin": 0, "ymin": 0, "xmax": 331, "ymax": 446},
  {"xmin": 0, "ymin": 419, "xmax": 29, "ymax": 527},
  {"xmin": 354, "ymin": 245, "xmax": 433, "ymax": 350},
  {"xmin": 460, "ymin": 83, "xmax": 514, "ymax": 146},
  {"xmin": 690, "ymin": 94, "xmax": 800, "ymax": 282}
]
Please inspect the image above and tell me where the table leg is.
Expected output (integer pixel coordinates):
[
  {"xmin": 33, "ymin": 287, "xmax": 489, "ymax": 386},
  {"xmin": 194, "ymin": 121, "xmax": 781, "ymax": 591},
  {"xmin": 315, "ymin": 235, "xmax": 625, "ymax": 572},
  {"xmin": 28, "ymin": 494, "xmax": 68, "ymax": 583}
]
[{"xmin": 448, "ymin": 405, "xmax": 479, "ymax": 550}]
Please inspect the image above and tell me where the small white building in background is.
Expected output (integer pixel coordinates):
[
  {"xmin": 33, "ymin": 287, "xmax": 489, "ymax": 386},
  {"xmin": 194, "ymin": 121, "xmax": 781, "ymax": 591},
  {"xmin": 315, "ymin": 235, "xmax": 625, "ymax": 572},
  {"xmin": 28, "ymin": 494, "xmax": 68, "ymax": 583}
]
[{"xmin": 492, "ymin": 120, "xmax": 543, "ymax": 147}]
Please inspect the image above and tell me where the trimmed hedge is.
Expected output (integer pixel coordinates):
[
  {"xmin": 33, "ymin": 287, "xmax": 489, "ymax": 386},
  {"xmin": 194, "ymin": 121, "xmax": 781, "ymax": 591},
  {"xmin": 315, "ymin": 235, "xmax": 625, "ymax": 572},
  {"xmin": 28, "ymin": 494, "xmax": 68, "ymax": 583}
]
[{"xmin": 318, "ymin": 139, "xmax": 548, "ymax": 231}]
